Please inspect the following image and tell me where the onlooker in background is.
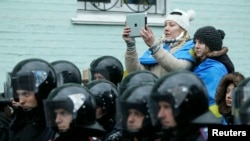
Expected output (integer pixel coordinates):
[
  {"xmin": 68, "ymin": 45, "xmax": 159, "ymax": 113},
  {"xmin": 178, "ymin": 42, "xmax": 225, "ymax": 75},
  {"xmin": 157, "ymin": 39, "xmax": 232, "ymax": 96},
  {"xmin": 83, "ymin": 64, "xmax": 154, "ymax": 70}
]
[
  {"xmin": 193, "ymin": 26, "xmax": 235, "ymax": 118},
  {"xmin": 215, "ymin": 72, "xmax": 245, "ymax": 125},
  {"xmin": 90, "ymin": 55, "xmax": 124, "ymax": 86},
  {"xmin": 82, "ymin": 68, "xmax": 90, "ymax": 85},
  {"xmin": 122, "ymin": 9, "xmax": 196, "ymax": 77}
]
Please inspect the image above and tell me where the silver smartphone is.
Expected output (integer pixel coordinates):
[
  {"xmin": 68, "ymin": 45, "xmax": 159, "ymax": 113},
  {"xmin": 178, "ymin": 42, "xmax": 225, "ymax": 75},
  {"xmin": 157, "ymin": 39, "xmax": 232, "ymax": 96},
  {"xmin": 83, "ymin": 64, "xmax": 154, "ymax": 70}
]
[{"xmin": 126, "ymin": 12, "xmax": 147, "ymax": 38}]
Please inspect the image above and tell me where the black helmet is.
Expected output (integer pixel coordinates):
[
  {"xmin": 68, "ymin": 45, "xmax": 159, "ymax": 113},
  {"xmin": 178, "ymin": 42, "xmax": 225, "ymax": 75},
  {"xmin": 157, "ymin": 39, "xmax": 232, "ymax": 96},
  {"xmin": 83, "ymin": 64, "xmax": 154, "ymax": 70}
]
[
  {"xmin": 11, "ymin": 58, "xmax": 57, "ymax": 102},
  {"xmin": 86, "ymin": 80, "xmax": 118, "ymax": 119},
  {"xmin": 51, "ymin": 60, "xmax": 82, "ymax": 85},
  {"xmin": 232, "ymin": 77, "xmax": 250, "ymax": 124},
  {"xmin": 149, "ymin": 70, "xmax": 219, "ymax": 128},
  {"xmin": 43, "ymin": 83, "xmax": 105, "ymax": 133},
  {"xmin": 120, "ymin": 83, "xmax": 154, "ymax": 136},
  {"xmin": 119, "ymin": 70, "xmax": 158, "ymax": 96},
  {"xmin": 90, "ymin": 56, "xmax": 124, "ymax": 86},
  {"xmin": 86, "ymin": 80, "xmax": 118, "ymax": 131}
]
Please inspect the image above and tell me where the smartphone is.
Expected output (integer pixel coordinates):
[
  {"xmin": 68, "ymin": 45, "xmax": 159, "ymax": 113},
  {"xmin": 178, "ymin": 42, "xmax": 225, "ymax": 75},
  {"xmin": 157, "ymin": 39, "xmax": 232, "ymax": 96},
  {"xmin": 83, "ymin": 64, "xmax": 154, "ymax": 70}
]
[{"xmin": 126, "ymin": 12, "xmax": 147, "ymax": 37}]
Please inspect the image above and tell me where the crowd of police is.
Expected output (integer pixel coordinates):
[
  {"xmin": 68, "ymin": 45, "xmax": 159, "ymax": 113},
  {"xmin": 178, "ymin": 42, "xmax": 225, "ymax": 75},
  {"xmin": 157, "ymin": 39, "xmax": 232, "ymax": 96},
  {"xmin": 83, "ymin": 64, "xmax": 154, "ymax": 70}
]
[{"xmin": 0, "ymin": 55, "xmax": 249, "ymax": 141}]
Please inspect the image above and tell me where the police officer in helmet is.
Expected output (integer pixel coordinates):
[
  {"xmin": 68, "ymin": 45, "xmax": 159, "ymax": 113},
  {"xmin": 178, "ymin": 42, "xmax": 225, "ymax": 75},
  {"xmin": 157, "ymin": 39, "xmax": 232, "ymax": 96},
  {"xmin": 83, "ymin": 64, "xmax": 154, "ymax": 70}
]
[
  {"xmin": 9, "ymin": 58, "xmax": 57, "ymax": 141},
  {"xmin": 44, "ymin": 83, "xmax": 106, "ymax": 141},
  {"xmin": 149, "ymin": 70, "xmax": 220, "ymax": 141}
]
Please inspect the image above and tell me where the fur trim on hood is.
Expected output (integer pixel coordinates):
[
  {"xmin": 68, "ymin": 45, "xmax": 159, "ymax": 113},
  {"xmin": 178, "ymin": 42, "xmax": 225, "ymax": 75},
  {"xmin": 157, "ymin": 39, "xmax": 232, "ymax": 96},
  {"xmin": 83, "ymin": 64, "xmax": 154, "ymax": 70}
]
[
  {"xmin": 208, "ymin": 47, "xmax": 235, "ymax": 73},
  {"xmin": 208, "ymin": 47, "xmax": 228, "ymax": 57},
  {"xmin": 215, "ymin": 72, "xmax": 245, "ymax": 115}
]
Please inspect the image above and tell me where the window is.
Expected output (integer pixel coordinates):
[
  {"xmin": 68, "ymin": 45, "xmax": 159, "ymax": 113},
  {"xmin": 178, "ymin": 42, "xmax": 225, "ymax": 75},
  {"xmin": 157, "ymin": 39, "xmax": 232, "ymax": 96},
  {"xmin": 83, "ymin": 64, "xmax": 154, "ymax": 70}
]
[
  {"xmin": 126, "ymin": 0, "xmax": 156, "ymax": 5},
  {"xmin": 79, "ymin": 0, "xmax": 111, "ymax": 2},
  {"xmin": 71, "ymin": 0, "xmax": 167, "ymax": 26}
]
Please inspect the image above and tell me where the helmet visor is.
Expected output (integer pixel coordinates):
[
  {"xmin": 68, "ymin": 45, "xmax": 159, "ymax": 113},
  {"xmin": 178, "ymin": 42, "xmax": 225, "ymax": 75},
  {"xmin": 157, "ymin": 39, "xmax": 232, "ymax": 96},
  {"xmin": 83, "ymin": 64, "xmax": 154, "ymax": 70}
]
[
  {"xmin": 11, "ymin": 70, "xmax": 48, "ymax": 101},
  {"xmin": 43, "ymin": 98, "xmax": 74, "ymax": 132},
  {"xmin": 239, "ymin": 99, "xmax": 250, "ymax": 125},
  {"xmin": 149, "ymin": 86, "xmax": 189, "ymax": 127},
  {"xmin": 232, "ymin": 87, "xmax": 250, "ymax": 124}
]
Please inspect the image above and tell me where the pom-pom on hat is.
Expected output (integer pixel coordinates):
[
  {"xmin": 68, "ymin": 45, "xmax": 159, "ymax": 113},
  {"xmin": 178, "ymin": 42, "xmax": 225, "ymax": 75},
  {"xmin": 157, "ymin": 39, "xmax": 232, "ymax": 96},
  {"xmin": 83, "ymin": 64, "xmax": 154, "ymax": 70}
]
[
  {"xmin": 194, "ymin": 26, "xmax": 225, "ymax": 51},
  {"xmin": 165, "ymin": 9, "xmax": 195, "ymax": 31}
]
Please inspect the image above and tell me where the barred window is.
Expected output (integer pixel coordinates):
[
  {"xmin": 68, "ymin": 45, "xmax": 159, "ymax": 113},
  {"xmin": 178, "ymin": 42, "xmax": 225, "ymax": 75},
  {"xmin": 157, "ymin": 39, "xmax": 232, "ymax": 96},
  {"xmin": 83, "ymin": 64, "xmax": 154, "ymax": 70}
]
[{"xmin": 72, "ymin": 0, "xmax": 168, "ymax": 26}]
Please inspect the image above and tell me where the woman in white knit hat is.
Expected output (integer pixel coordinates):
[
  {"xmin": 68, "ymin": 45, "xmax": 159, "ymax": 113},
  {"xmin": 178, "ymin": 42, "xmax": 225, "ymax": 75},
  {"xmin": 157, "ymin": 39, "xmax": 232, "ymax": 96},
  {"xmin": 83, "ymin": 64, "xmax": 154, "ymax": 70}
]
[{"xmin": 122, "ymin": 9, "xmax": 196, "ymax": 77}]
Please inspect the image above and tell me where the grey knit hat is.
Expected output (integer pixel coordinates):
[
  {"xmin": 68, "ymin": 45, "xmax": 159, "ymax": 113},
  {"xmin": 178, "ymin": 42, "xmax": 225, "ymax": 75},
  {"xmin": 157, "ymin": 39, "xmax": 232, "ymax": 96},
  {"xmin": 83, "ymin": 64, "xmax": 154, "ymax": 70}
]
[{"xmin": 194, "ymin": 26, "xmax": 225, "ymax": 51}]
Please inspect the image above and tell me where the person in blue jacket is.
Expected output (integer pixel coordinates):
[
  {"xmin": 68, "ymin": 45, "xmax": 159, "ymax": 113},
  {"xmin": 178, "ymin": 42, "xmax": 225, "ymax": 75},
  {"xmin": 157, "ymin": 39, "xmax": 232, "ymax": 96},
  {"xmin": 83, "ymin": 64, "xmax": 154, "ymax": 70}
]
[{"xmin": 193, "ymin": 26, "xmax": 235, "ymax": 119}]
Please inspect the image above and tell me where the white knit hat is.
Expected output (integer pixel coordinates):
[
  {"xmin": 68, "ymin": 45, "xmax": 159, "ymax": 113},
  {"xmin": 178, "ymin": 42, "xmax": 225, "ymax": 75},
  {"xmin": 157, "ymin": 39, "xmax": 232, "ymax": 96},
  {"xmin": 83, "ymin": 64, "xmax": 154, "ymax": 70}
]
[{"xmin": 165, "ymin": 9, "xmax": 196, "ymax": 31}]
